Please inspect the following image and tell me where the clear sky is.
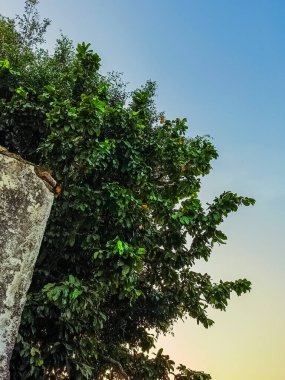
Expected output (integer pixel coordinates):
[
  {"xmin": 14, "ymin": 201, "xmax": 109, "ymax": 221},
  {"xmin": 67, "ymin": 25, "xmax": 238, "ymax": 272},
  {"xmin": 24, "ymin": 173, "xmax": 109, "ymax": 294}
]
[{"xmin": 1, "ymin": 1, "xmax": 285, "ymax": 379}]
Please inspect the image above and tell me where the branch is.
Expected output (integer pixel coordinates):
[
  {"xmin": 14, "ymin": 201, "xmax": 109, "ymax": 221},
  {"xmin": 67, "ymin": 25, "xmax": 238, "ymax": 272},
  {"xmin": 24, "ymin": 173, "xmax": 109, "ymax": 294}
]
[{"xmin": 101, "ymin": 355, "xmax": 130, "ymax": 380}]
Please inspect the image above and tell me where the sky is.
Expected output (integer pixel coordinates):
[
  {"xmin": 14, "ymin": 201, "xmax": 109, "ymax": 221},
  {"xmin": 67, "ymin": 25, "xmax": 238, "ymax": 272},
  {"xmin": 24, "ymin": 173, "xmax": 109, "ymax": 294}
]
[{"xmin": 1, "ymin": 1, "xmax": 285, "ymax": 379}]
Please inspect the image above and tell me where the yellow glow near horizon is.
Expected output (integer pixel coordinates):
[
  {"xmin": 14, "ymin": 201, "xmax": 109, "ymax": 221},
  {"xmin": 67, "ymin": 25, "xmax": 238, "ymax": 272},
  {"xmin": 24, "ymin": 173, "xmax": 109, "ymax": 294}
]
[{"xmin": 158, "ymin": 248, "xmax": 285, "ymax": 380}]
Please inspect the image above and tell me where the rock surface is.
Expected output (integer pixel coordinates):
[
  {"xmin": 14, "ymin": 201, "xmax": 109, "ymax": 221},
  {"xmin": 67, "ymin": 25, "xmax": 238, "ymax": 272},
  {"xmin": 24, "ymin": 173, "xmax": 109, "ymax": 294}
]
[{"xmin": 0, "ymin": 152, "xmax": 53, "ymax": 379}]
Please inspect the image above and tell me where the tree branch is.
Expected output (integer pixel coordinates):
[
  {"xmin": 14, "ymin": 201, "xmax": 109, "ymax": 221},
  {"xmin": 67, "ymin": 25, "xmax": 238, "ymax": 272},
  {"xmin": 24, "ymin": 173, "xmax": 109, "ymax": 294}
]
[{"xmin": 101, "ymin": 355, "xmax": 130, "ymax": 380}]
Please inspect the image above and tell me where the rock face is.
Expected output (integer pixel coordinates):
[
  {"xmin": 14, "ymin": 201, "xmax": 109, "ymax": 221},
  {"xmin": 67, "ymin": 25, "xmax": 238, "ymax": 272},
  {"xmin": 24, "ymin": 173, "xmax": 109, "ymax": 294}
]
[{"xmin": 0, "ymin": 152, "xmax": 54, "ymax": 379}]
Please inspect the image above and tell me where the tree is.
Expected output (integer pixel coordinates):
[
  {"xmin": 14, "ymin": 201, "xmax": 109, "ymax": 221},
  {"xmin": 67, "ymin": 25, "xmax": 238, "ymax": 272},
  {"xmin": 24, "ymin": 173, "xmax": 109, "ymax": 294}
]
[{"xmin": 0, "ymin": 2, "xmax": 255, "ymax": 379}]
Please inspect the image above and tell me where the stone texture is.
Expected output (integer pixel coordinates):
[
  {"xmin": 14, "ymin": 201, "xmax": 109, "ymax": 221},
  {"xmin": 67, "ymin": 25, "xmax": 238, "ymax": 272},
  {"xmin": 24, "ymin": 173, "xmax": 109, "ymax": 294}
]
[{"xmin": 0, "ymin": 152, "xmax": 54, "ymax": 379}]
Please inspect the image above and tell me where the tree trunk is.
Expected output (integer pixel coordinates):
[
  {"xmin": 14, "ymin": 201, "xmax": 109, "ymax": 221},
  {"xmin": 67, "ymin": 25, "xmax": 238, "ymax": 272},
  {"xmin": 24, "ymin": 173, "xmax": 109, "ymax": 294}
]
[{"xmin": 0, "ymin": 150, "xmax": 54, "ymax": 379}]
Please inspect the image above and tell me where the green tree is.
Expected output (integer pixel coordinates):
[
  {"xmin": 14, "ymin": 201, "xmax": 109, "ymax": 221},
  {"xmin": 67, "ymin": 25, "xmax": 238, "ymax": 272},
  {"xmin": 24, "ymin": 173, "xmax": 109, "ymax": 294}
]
[{"xmin": 0, "ymin": 2, "xmax": 255, "ymax": 379}]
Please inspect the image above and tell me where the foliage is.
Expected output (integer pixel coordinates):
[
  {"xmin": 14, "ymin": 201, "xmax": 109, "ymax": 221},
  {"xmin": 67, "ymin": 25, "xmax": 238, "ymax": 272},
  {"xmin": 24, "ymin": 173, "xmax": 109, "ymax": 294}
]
[
  {"xmin": 15, "ymin": 0, "xmax": 51, "ymax": 47},
  {"xmin": 0, "ymin": 2, "xmax": 255, "ymax": 379}
]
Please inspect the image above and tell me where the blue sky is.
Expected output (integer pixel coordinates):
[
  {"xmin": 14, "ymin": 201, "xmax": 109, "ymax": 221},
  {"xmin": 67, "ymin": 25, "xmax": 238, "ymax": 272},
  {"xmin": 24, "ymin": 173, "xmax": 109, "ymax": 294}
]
[{"xmin": 1, "ymin": 1, "xmax": 285, "ymax": 378}]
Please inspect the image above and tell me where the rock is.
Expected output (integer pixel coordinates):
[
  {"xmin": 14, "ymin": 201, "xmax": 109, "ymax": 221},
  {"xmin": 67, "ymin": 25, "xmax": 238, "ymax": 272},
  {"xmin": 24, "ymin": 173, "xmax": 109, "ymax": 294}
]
[{"xmin": 0, "ymin": 151, "xmax": 54, "ymax": 379}]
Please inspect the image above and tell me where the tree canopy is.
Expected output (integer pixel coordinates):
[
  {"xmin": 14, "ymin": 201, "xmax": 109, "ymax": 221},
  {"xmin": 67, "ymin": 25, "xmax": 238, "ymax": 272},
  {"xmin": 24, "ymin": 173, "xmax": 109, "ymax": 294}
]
[{"xmin": 0, "ymin": 2, "xmax": 255, "ymax": 379}]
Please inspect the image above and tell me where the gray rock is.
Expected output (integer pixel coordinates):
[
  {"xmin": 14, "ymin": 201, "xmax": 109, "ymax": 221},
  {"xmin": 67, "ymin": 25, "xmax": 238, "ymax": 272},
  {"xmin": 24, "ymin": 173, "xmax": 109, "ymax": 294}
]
[{"xmin": 0, "ymin": 152, "xmax": 54, "ymax": 379}]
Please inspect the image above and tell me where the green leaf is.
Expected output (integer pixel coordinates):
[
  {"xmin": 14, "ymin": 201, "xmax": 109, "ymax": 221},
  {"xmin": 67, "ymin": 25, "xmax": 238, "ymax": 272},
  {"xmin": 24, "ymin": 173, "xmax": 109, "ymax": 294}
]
[{"xmin": 117, "ymin": 240, "xmax": 123, "ymax": 254}]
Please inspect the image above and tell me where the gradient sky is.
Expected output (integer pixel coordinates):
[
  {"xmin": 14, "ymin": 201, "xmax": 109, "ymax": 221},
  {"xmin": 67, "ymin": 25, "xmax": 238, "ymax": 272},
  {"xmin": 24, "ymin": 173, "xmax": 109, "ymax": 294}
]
[{"xmin": 1, "ymin": 1, "xmax": 285, "ymax": 379}]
